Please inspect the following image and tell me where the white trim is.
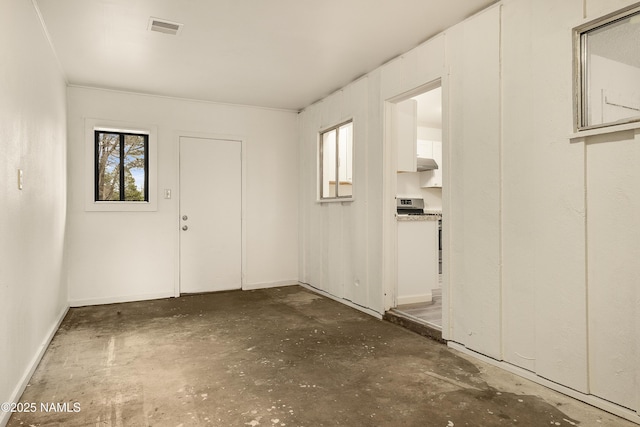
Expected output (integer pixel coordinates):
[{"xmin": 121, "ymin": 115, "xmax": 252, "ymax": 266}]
[
  {"xmin": 30, "ymin": 0, "xmax": 68, "ymax": 85},
  {"xmin": 241, "ymin": 138, "xmax": 248, "ymax": 291},
  {"xmin": 572, "ymin": 3, "xmax": 640, "ymax": 134},
  {"xmin": 315, "ymin": 198, "xmax": 356, "ymax": 204},
  {"xmin": 318, "ymin": 118, "xmax": 355, "ymax": 202},
  {"xmin": 397, "ymin": 293, "xmax": 433, "ymax": 306},
  {"xmin": 69, "ymin": 291, "xmax": 174, "ymax": 308},
  {"xmin": 448, "ymin": 342, "xmax": 640, "ymax": 425},
  {"xmin": 382, "ymin": 78, "xmax": 445, "ymax": 314},
  {"xmin": 569, "ymin": 120, "xmax": 640, "ymax": 141},
  {"xmin": 0, "ymin": 305, "xmax": 69, "ymax": 427},
  {"xmin": 173, "ymin": 132, "xmax": 181, "ymax": 298},
  {"xmin": 574, "ymin": 2, "xmax": 640, "ymax": 34},
  {"xmin": 382, "ymin": 100, "xmax": 398, "ymax": 312},
  {"xmin": 440, "ymin": 71, "xmax": 452, "ymax": 341},
  {"xmin": 299, "ymin": 282, "xmax": 383, "ymax": 319},
  {"xmin": 68, "ymin": 84, "xmax": 298, "ymax": 114},
  {"xmin": 84, "ymin": 118, "xmax": 158, "ymax": 212},
  {"xmin": 242, "ymin": 280, "xmax": 298, "ymax": 291},
  {"xmin": 386, "ymin": 79, "xmax": 443, "ymax": 104}
]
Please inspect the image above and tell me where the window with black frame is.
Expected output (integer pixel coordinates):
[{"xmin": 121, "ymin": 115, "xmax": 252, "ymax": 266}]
[{"xmin": 94, "ymin": 130, "xmax": 149, "ymax": 202}]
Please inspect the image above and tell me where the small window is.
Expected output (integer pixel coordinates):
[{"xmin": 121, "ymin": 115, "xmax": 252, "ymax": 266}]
[
  {"xmin": 576, "ymin": 5, "xmax": 640, "ymax": 130},
  {"xmin": 95, "ymin": 130, "xmax": 149, "ymax": 202},
  {"xmin": 320, "ymin": 120, "xmax": 353, "ymax": 200}
]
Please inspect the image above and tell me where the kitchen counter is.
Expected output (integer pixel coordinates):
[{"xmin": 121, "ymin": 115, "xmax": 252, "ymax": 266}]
[{"xmin": 397, "ymin": 213, "xmax": 441, "ymax": 222}]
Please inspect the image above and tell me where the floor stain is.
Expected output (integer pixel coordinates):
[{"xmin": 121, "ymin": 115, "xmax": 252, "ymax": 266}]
[{"xmin": 7, "ymin": 286, "xmax": 634, "ymax": 427}]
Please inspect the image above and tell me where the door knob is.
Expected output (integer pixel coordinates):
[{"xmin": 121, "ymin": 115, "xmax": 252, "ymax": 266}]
[
  {"xmin": 182, "ymin": 215, "xmax": 188, "ymax": 221},
  {"xmin": 182, "ymin": 225, "xmax": 188, "ymax": 231}
]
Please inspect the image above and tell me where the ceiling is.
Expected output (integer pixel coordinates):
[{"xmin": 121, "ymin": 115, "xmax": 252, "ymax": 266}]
[{"xmin": 35, "ymin": 0, "xmax": 496, "ymax": 111}]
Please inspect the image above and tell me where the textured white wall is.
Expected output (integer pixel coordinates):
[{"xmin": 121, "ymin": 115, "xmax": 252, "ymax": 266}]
[
  {"xmin": 586, "ymin": 130, "xmax": 640, "ymax": 410},
  {"xmin": 581, "ymin": 0, "xmax": 640, "ymax": 414},
  {"xmin": 299, "ymin": 0, "xmax": 640, "ymax": 418},
  {"xmin": 446, "ymin": 6, "xmax": 503, "ymax": 359},
  {"xmin": 66, "ymin": 87, "xmax": 299, "ymax": 304},
  {"xmin": 502, "ymin": 0, "xmax": 639, "ymax": 413},
  {"xmin": 298, "ymin": 77, "xmax": 378, "ymax": 311},
  {"xmin": 502, "ymin": 0, "xmax": 589, "ymax": 392},
  {"xmin": 0, "ymin": 0, "xmax": 68, "ymax": 421}
]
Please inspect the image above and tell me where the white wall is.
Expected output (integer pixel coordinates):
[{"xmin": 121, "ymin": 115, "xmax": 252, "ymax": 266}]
[
  {"xmin": 396, "ymin": 173, "xmax": 442, "ymax": 211},
  {"xmin": 417, "ymin": 126, "xmax": 441, "ymax": 141},
  {"xmin": 0, "ymin": 0, "xmax": 68, "ymax": 423},
  {"xmin": 299, "ymin": 0, "xmax": 640, "ymax": 420},
  {"xmin": 446, "ymin": 5, "xmax": 503, "ymax": 359},
  {"xmin": 66, "ymin": 87, "xmax": 299, "ymax": 305},
  {"xmin": 502, "ymin": 0, "xmax": 590, "ymax": 391},
  {"xmin": 580, "ymin": 9, "xmax": 640, "ymax": 414},
  {"xmin": 589, "ymin": 54, "xmax": 640, "ymax": 125},
  {"xmin": 417, "ymin": 127, "xmax": 443, "ymax": 210},
  {"xmin": 298, "ymin": 33, "xmax": 446, "ymax": 315},
  {"xmin": 298, "ymin": 77, "xmax": 380, "ymax": 312},
  {"xmin": 502, "ymin": 1, "xmax": 639, "ymax": 417},
  {"xmin": 586, "ymin": 129, "xmax": 640, "ymax": 411}
]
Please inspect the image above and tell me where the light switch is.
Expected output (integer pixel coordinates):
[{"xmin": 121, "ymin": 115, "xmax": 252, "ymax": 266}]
[
  {"xmin": 164, "ymin": 189, "xmax": 172, "ymax": 199},
  {"xmin": 17, "ymin": 169, "xmax": 23, "ymax": 190}
]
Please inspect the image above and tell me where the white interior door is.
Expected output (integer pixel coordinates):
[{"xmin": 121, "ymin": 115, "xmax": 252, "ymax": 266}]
[{"xmin": 179, "ymin": 137, "xmax": 241, "ymax": 293}]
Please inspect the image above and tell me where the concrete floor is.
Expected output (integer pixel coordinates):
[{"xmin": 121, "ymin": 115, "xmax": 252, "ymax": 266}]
[{"xmin": 8, "ymin": 286, "xmax": 635, "ymax": 427}]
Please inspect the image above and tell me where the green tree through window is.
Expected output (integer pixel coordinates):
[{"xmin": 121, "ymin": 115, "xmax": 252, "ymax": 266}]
[{"xmin": 95, "ymin": 131, "xmax": 148, "ymax": 202}]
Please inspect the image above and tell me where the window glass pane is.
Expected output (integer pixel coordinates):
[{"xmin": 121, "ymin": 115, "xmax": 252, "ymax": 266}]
[
  {"xmin": 322, "ymin": 129, "xmax": 336, "ymax": 198},
  {"xmin": 96, "ymin": 132, "xmax": 120, "ymax": 201},
  {"xmin": 581, "ymin": 11, "xmax": 640, "ymax": 128},
  {"xmin": 337, "ymin": 123, "xmax": 353, "ymax": 197},
  {"xmin": 123, "ymin": 134, "xmax": 146, "ymax": 201}
]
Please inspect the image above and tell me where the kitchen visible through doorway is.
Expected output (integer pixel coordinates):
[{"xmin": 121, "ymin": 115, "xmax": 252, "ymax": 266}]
[{"xmin": 392, "ymin": 82, "xmax": 444, "ymax": 333}]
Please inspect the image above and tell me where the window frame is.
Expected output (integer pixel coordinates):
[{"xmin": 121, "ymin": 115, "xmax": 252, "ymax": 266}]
[
  {"xmin": 84, "ymin": 118, "xmax": 158, "ymax": 212},
  {"xmin": 318, "ymin": 119, "xmax": 354, "ymax": 201},
  {"xmin": 574, "ymin": 3, "xmax": 640, "ymax": 131},
  {"xmin": 94, "ymin": 130, "xmax": 149, "ymax": 202}
]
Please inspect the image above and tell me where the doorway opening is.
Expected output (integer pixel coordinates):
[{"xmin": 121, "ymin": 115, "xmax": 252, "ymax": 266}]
[{"xmin": 383, "ymin": 81, "xmax": 445, "ymax": 339}]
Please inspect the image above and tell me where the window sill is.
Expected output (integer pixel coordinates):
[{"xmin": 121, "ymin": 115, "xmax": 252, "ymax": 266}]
[
  {"xmin": 316, "ymin": 198, "xmax": 355, "ymax": 204},
  {"xmin": 86, "ymin": 201, "xmax": 157, "ymax": 212},
  {"xmin": 570, "ymin": 121, "xmax": 640, "ymax": 142}
]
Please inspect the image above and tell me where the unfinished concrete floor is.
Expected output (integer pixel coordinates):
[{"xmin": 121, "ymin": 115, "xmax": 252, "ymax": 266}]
[{"xmin": 8, "ymin": 286, "xmax": 634, "ymax": 427}]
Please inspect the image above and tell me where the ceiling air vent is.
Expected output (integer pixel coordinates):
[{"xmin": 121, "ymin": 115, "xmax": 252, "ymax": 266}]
[{"xmin": 148, "ymin": 17, "xmax": 183, "ymax": 35}]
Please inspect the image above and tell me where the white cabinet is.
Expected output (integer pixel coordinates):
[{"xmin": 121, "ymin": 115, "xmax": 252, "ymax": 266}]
[
  {"xmin": 419, "ymin": 140, "xmax": 442, "ymax": 188},
  {"xmin": 397, "ymin": 219, "xmax": 439, "ymax": 305},
  {"xmin": 395, "ymin": 99, "xmax": 417, "ymax": 172}
]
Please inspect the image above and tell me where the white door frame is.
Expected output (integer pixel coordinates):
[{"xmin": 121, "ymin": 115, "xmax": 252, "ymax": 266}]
[
  {"xmin": 381, "ymin": 77, "xmax": 451, "ymax": 339},
  {"xmin": 173, "ymin": 131, "xmax": 247, "ymax": 297}
]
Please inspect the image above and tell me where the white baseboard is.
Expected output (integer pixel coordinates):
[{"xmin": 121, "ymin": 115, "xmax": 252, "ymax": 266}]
[
  {"xmin": 242, "ymin": 279, "xmax": 298, "ymax": 291},
  {"xmin": 69, "ymin": 291, "xmax": 175, "ymax": 307},
  {"xmin": 0, "ymin": 305, "xmax": 69, "ymax": 427},
  {"xmin": 71, "ymin": 284, "xmax": 300, "ymax": 307},
  {"xmin": 397, "ymin": 292, "xmax": 433, "ymax": 305},
  {"xmin": 448, "ymin": 342, "xmax": 640, "ymax": 425},
  {"xmin": 299, "ymin": 282, "xmax": 383, "ymax": 320}
]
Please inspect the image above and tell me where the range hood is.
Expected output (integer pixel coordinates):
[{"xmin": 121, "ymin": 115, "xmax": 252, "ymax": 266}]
[{"xmin": 417, "ymin": 157, "xmax": 439, "ymax": 171}]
